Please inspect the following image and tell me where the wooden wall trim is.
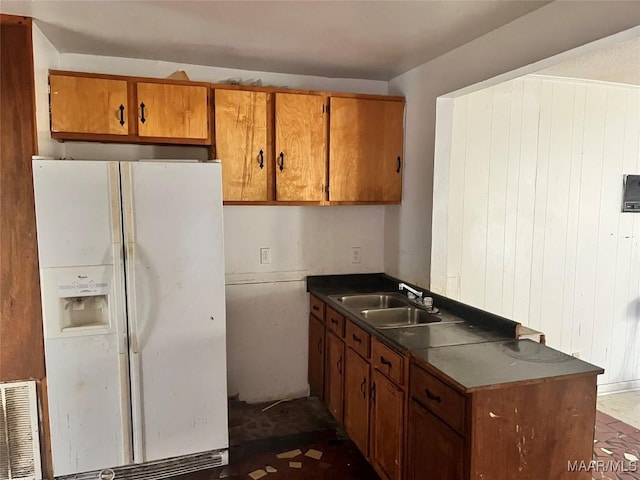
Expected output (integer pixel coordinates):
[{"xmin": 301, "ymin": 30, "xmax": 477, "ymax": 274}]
[{"xmin": 0, "ymin": 14, "xmax": 52, "ymax": 479}]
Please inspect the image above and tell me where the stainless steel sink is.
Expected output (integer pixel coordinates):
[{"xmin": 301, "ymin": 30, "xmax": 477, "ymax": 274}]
[
  {"xmin": 335, "ymin": 293, "xmax": 409, "ymax": 310},
  {"xmin": 360, "ymin": 307, "xmax": 440, "ymax": 329}
]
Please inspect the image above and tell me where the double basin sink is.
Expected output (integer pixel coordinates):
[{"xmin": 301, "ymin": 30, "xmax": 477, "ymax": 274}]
[{"xmin": 329, "ymin": 293, "xmax": 464, "ymax": 330}]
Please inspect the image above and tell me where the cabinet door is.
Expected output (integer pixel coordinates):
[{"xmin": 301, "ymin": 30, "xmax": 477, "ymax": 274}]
[
  {"xmin": 329, "ymin": 97, "xmax": 403, "ymax": 202},
  {"xmin": 308, "ymin": 315, "xmax": 325, "ymax": 400},
  {"xmin": 50, "ymin": 74, "xmax": 130, "ymax": 135},
  {"xmin": 344, "ymin": 348, "xmax": 370, "ymax": 457},
  {"xmin": 137, "ymin": 82, "xmax": 209, "ymax": 140},
  {"xmin": 215, "ymin": 89, "xmax": 269, "ymax": 201},
  {"xmin": 407, "ymin": 400, "xmax": 463, "ymax": 480},
  {"xmin": 325, "ymin": 331, "xmax": 345, "ymax": 422},
  {"xmin": 274, "ymin": 93, "xmax": 327, "ymax": 201},
  {"xmin": 371, "ymin": 370, "xmax": 404, "ymax": 480}
]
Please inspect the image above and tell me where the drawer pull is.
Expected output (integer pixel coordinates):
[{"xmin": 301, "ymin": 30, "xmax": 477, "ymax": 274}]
[
  {"xmin": 317, "ymin": 339, "xmax": 322, "ymax": 354},
  {"xmin": 380, "ymin": 356, "xmax": 393, "ymax": 367},
  {"xmin": 352, "ymin": 333, "xmax": 362, "ymax": 344},
  {"xmin": 312, "ymin": 305, "xmax": 320, "ymax": 311},
  {"xmin": 337, "ymin": 356, "xmax": 343, "ymax": 375},
  {"xmin": 360, "ymin": 377, "xmax": 366, "ymax": 398},
  {"xmin": 425, "ymin": 388, "xmax": 442, "ymax": 403},
  {"xmin": 330, "ymin": 318, "xmax": 339, "ymax": 325}
]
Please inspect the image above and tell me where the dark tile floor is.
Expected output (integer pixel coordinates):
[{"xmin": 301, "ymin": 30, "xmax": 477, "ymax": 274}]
[
  {"xmin": 173, "ymin": 398, "xmax": 639, "ymax": 480},
  {"xmin": 174, "ymin": 397, "xmax": 380, "ymax": 480},
  {"xmin": 591, "ymin": 411, "xmax": 639, "ymax": 480}
]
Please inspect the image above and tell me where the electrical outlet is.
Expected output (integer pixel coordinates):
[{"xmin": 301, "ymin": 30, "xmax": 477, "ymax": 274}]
[
  {"xmin": 260, "ymin": 247, "xmax": 271, "ymax": 265},
  {"xmin": 351, "ymin": 246, "xmax": 361, "ymax": 264}
]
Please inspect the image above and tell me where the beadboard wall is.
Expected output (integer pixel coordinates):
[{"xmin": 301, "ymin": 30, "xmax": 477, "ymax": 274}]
[{"xmin": 432, "ymin": 75, "xmax": 640, "ymax": 390}]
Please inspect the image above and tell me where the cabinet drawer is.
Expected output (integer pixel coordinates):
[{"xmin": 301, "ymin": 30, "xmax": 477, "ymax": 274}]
[
  {"xmin": 372, "ymin": 338, "xmax": 404, "ymax": 386},
  {"xmin": 346, "ymin": 321, "xmax": 370, "ymax": 359},
  {"xmin": 310, "ymin": 295, "xmax": 325, "ymax": 322},
  {"xmin": 410, "ymin": 364, "xmax": 465, "ymax": 434},
  {"xmin": 326, "ymin": 307, "xmax": 345, "ymax": 337}
]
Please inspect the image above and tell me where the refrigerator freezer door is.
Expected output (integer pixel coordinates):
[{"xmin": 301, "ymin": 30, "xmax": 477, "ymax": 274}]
[
  {"xmin": 32, "ymin": 160, "xmax": 132, "ymax": 475},
  {"xmin": 45, "ymin": 335, "xmax": 130, "ymax": 476},
  {"xmin": 32, "ymin": 160, "xmax": 121, "ymax": 268},
  {"xmin": 121, "ymin": 161, "xmax": 228, "ymax": 463}
]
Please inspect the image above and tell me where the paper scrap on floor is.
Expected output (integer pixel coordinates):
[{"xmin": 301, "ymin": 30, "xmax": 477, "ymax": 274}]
[
  {"xmin": 265, "ymin": 465, "xmax": 277, "ymax": 473},
  {"xmin": 305, "ymin": 449, "xmax": 323, "ymax": 460},
  {"xmin": 248, "ymin": 469, "xmax": 267, "ymax": 480},
  {"xmin": 276, "ymin": 449, "xmax": 302, "ymax": 459},
  {"xmin": 289, "ymin": 461, "xmax": 302, "ymax": 469}
]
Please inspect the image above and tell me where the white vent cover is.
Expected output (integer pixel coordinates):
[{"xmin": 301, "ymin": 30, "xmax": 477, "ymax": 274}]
[{"xmin": 0, "ymin": 381, "xmax": 42, "ymax": 480}]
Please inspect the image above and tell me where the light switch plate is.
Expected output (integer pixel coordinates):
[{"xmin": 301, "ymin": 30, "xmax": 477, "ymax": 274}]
[
  {"xmin": 351, "ymin": 246, "xmax": 361, "ymax": 264},
  {"xmin": 260, "ymin": 247, "xmax": 271, "ymax": 265}
]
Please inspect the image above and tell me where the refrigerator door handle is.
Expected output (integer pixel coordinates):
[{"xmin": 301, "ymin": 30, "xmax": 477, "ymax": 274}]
[{"xmin": 120, "ymin": 162, "xmax": 145, "ymax": 462}]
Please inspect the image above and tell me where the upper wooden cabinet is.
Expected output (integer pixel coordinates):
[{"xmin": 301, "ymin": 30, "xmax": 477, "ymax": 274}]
[
  {"xmin": 50, "ymin": 74, "xmax": 130, "ymax": 136},
  {"xmin": 49, "ymin": 71, "xmax": 210, "ymax": 145},
  {"xmin": 214, "ymin": 89, "xmax": 269, "ymax": 201},
  {"xmin": 136, "ymin": 82, "xmax": 209, "ymax": 140},
  {"xmin": 329, "ymin": 97, "xmax": 404, "ymax": 202},
  {"xmin": 274, "ymin": 93, "xmax": 327, "ymax": 202}
]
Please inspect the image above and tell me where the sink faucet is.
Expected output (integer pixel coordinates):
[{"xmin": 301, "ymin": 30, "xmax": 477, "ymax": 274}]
[{"xmin": 399, "ymin": 283, "xmax": 423, "ymax": 300}]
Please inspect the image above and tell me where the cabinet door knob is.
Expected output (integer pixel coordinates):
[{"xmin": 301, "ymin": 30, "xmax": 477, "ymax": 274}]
[
  {"xmin": 118, "ymin": 104, "xmax": 125, "ymax": 126},
  {"xmin": 258, "ymin": 149, "xmax": 264, "ymax": 169},
  {"xmin": 360, "ymin": 377, "xmax": 366, "ymax": 398},
  {"xmin": 352, "ymin": 333, "xmax": 362, "ymax": 344},
  {"xmin": 140, "ymin": 102, "xmax": 146, "ymax": 124},
  {"xmin": 278, "ymin": 152, "xmax": 285, "ymax": 171},
  {"xmin": 396, "ymin": 156, "xmax": 402, "ymax": 173},
  {"xmin": 330, "ymin": 318, "xmax": 339, "ymax": 325}
]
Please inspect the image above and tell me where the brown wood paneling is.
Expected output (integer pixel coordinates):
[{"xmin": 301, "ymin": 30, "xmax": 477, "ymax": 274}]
[
  {"xmin": 215, "ymin": 89, "xmax": 269, "ymax": 201},
  {"xmin": 344, "ymin": 347, "xmax": 370, "ymax": 457},
  {"xmin": 407, "ymin": 400, "xmax": 464, "ymax": 480},
  {"xmin": 325, "ymin": 331, "xmax": 345, "ymax": 422},
  {"xmin": 469, "ymin": 374, "xmax": 598, "ymax": 480},
  {"xmin": 308, "ymin": 315, "xmax": 325, "ymax": 400},
  {"xmin": 0, "ymin": 15, "xmax": 45, "ymax": 383},
  {"xmin": 0, "ymin": 14, "xmax": 51, "ymax": 479}
]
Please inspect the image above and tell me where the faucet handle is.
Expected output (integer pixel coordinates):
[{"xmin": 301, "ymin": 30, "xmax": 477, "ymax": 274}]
[{"xmin": 407, "ymin": 292, "xmax": 416, "ymax": 300}]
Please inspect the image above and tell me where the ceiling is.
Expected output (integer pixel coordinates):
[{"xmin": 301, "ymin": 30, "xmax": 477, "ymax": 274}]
[
  {"xmin": 535, "ymin": 36, "xmax": 640, "ymax": 85},
  {"xmin": 1, "ymin": 0, "xmax": 551, "ymax": 80}
]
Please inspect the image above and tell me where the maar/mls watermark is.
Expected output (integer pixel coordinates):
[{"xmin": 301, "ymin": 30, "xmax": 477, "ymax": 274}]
[{"xmin": 568, "ymin": 459, "xmax": 638, "ymax": 473}]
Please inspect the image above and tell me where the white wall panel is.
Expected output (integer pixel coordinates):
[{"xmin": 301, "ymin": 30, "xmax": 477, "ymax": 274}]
[{"xmin": 439, "ymin": 76, "xmax": 640, "ymax": 389}]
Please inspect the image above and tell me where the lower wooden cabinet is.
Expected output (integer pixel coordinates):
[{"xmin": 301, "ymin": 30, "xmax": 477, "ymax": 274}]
[
  {"xmin": 344, "ymin": 347, "xmax": 370, "ymax": 456},
  {"xmin": 407, "ymin": 400, "xmax": 464, "ymax": 480},
  {"xmin": 370, "ymin": 369, "xmax": 404, "ymax": 480},
  {"xmin": 308, "ymin": 315, "xmax": 325, "ymax": 400},
  {"xmin": 325, "ymin": 331, "xmax": 345, "ymax": 422}
]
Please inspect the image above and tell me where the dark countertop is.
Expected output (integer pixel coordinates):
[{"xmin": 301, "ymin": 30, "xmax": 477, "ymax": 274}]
[
  {"xmin": 412, "ymin": 340, "xmax": 604, "ymax": 392},
  {"xmin": 307, "ymin": 273, "xmax": 604, "ymax": 393}
]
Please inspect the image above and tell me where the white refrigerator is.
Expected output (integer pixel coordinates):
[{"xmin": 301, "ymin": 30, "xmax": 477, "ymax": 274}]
[{"xmin": 32, "ymin": 160, "xmax": 229, "ymax": 479}]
